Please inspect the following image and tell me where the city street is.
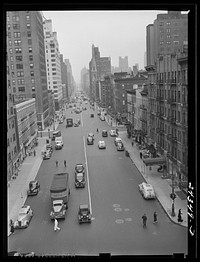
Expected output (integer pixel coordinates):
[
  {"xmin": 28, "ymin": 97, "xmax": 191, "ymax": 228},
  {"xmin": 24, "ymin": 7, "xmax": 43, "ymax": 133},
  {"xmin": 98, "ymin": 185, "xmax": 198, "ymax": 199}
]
[{"xmin": 8, "ymin": 102, "xmax": 187, "ymax": 256}]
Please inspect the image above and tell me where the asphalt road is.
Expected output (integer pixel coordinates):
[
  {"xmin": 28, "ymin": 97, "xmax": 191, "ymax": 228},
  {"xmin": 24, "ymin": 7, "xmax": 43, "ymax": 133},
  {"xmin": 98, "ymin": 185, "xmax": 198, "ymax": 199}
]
[{"xmin": 8, "ymin": 102, "xmax": 187, "ymax": 256}]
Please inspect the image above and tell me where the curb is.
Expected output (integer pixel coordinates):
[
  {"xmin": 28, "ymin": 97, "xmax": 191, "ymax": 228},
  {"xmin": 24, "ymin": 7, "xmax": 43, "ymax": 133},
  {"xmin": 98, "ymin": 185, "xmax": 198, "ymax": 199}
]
[{"xmin": 124, "ymin": 145, "xmax": 187, "ymax": 228}]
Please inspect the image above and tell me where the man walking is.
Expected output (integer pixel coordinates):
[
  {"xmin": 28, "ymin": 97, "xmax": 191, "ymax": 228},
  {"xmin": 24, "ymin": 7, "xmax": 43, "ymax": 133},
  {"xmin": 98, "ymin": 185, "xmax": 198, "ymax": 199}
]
[
  {"xmin": 64, "ymin": 160, "xmax": 66, "ymax": 167},
  {"xmin": 131, "ymin": 141, "xmax": 134, "ymax": 147},
  {"xmin": 9, "ymin": 219, "xmax": 15, "ymax": 235},
  {"xmin": 142, "ymin": 213, "xmax": 147, "ymax": 227},
  {"xmin": 56, "ymin": 160, "xmax": 58, "ymax": 167},
  {"xmin": 54, "ymin": 218, "xmax": 60, "ymax": 232},
  {"xmin": 153, "ymin": 211, "xmax": 158, "ymax": 224},
  {"xmin": 33, "ymin": 149, "xmax": 36, "ymax": 157}
]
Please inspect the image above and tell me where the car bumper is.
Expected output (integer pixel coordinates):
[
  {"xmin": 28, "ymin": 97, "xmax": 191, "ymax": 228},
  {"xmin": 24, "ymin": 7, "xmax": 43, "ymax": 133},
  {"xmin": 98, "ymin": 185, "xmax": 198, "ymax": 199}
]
[
  {"xmin": 50, "ymin": 213, "xmax": 66, "ymax": 219},
  {"xmin": 27, "ymin": 191, "xmax": 38, "ymax": 196},
  {"xmin": 75, "ymin": 182, "xmax": 85, "ymax": 188},
  {"xmin": 78, "ymin": 218, "xmax": 91, "ymax": 223}
]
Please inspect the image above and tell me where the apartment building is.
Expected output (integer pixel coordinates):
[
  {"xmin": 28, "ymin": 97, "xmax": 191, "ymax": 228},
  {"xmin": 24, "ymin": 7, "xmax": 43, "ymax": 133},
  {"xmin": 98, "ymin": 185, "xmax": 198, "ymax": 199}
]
[
  {"xmin": 60, "ymin": 54, "xmax": 68, "ymax": 103},
  {"xmin": 43, "ymin": 18, "xmax": 62, "ymax": 112},
  {"xmin": 6, "ymin": 11, "xmax": 49, "ymax": 131},
  {"xmin": 7, "ymin": 59, "xmax": 19, "ymax": 182},
  {"xmin": 119, "ymin": 56, "xmax": 129, "ymax": 73}
]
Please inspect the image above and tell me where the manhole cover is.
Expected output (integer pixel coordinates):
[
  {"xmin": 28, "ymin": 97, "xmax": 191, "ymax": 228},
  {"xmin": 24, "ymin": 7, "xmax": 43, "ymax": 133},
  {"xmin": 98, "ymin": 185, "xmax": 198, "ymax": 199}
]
[
  {"xmin": 125, "ymin": 218, "xmax": 132, "ymax": 222},
  {"xmin": 115, "ymin": 219, "xmax": 124, "ymax": 224},
  {"xmin": 114, "ymin": 208, "xmax": 122, "ymax": 212},
  {"xmin": 113, "ymin": 204, "xmax": 120, "ymax": 208}
]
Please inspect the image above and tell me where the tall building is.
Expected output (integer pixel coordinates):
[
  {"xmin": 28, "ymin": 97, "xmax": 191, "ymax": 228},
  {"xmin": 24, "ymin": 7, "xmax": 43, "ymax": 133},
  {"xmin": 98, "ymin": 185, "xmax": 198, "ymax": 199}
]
[
  {"xmin": 145, "ymin": 11, "xmax": 188, "ymax": 193},
  {"xmin": 89, "ymin": 44, "xmax": 111, "ymax": 103},
  {"xmin": 119, "ymin": 56, "xmax": 129, "ymax": 72},
  {"xmin": 64, "ymin": 59, "xmax": 74, "ymax": 97},
  {"xmin": 60, "ymin": 54, "xmax": 68, "ymax": 102},
  {"xmin": 146, "ymin": 11, "xmax": 188, "ymax": 66},
  {"xmin": 43, "ymin": 18, "xmax": 62, "ymax": 112},
  {"xmin": 81, "ymin": 67, "xmax": 90, "ymax": 95},
  {"xmin": 6, "ymin": 11, "xmax": 49, "ymax": 131}
]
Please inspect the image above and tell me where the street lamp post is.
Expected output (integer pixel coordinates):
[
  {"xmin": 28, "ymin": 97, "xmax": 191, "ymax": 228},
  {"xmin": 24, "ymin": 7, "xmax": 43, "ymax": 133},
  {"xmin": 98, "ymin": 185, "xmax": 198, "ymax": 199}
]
[{"xmin": 170, "ymin": 161, "xmax": 176, "ymax": 217}]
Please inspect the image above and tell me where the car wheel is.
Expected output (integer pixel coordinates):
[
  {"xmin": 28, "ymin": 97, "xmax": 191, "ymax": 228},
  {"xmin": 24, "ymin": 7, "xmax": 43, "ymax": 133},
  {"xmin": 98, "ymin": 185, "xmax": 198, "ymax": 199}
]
[{"xmin": 25, "ymin": 221, "xmax": 29, "ymax": 227}]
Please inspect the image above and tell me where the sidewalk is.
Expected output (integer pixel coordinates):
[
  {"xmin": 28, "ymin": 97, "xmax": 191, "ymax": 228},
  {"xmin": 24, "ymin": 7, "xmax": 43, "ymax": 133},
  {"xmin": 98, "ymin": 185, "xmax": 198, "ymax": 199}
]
[
  {"xmin": 118, "ymin": 130, "xmax": 187, "ymax": 228},
  {"xmin": 7, "ymin": 121, "xmax": 60, "ymax": 236}
]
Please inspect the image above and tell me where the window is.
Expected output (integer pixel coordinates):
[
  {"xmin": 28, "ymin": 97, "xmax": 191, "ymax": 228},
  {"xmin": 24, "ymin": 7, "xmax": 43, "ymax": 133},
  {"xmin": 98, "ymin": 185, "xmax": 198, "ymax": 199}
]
[
  {"xmin": 10, "ymin": 56, "xmax": 14, "ymax": 62},
  {"xmin": 166, "ymin": 34, "xmax": 171, "ymax": 39},
  {"xmin": 16, "ymin": 64, "xmax": 23, "ymax": 69},
  {"xmin": 13, "ymin": 133, "xmax": 16, "ymax": 141},
  {"xmin": 159, "ymin": 22, "xmax": 164, "ymax": 26},
  {"xmin": 9, "ymin": 48, "xmax": 13, "ymax": 54},
  {"xmin": 26, "ymin": 15, "xmax": 30, "ymax": 20},
  {"xmin": 13, "ymin": 87, "xmax": 16, "ymax": 93},
  {"xmin": 31, "ymin": 86, "xmax": 35, "ymax": 91},
  {"xmin": 11, "ymin": 72, "xmax": 15, "ymax": 77},
  {"xmin": 27, "ymin": 23, "xmax": 31, "ymax": 29},
  {"xmin": 13, "ymin": 24, "xmax": 20, "ymax": 30},
  {"xmin": 16, "ymin": 56, "xmax": 22, "ymax": 61},
  {"xmin": 166, "ymin": 22, "xmax": 171, "ymax": 26},
  {"xmin": 14, "ymin": 40, "xmax": 21, "ymax": 46},
  {"xmin": 7, "ymin": 138, "xmax": 10, "ymax": 147},
  {"xmin": 160, "ymin": 41, "xmax": 164, "ymax": 45},
  {"xmin": 51, "ymin": 63, "xmax": 56, "ymax": 66},
  {"xmin": 17, "ymin": 79, "xmax": 25, "ymax": 85},
  {"xmin": 13, "ymin": 32, "xmax": 21, "ymax": 38},
  {"xmin": 30, "ymin": 63, "xmax": 34, "ymax": 69},
  {"xmin": 12, "ymin": 15, "xmax": 19, "ymax": 22},
  {"xmin": 15, "ymin": 48, "xmax": 22, "ymax": 53},
  {"xmin": 18, "ymin": 86, "xmax": 25, "ymax": 92},
  {"xmin": 167, "ymin": 41, "xmax": 171, "ymax": 45},
  {"xmin": 29, "ymin": 55, "xmax": 33, "ymax": 61},
  {"xmin": 167, "ymin": 28, "xmax": 171, "ymax": 33},
  {"xmin": 8, "ymin": 40, "xmax": 12, "ymax": 46},
  {"xmin": 28, "ymin": 39, "xmax": 32, "ymax": 45},
  {"xmin": 31, "ymin": 79, "xmax": 35, "ymax": 84},
  {"xmin": 160, "ymin": 29, "xmax": 164, "ymax": 33},
  {"xmin": 17, "ymin": 71, "xmax": 24, "ymax": 77},
  {"xmin": 12, "ymin": 79, "xmax": 15, "ymax": 85},
  {"xmin": 27, "ymin": 31, "xmax": 31, "ymax": 37},
  {"xmin": 30, "ymin": 71, "xmax": 34, "ymax": 76},
  {"xmin": 29, "ymin": 47, "xmax": 32, "ymax": 53},
  {"xmin": 174, "ymin": 41, "xmax": 179, "ymax": 45}
]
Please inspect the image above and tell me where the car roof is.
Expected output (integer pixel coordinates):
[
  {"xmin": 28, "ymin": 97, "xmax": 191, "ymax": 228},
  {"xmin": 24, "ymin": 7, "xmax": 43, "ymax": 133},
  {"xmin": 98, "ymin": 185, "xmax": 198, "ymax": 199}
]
[
  {"xmin": 142, "ymin": 183, "xmax": 153, "ymax": 188},
  {"xmin": 102, "ymin": 130, "xmax": 107, "ymax": 132},
  {"xmin": 99, "ymin": 140, "xmax": 105, "ymax": 143},
  {"xmin": 79, "ymin": 204, "xmax": 89, "ymax": 209}
]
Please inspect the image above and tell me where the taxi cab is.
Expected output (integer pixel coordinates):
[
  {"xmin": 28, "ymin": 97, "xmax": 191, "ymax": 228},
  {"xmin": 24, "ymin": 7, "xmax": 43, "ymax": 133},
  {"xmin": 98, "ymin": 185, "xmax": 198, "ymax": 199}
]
[{"xmin": 138, "ymin": 182, "xmax": 156, "ymax": 199}]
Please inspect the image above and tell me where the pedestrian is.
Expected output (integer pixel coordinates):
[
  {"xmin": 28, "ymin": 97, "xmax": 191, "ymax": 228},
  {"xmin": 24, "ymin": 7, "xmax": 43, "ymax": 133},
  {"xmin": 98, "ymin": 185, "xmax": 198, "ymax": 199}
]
[
  {"xmin": 131, "ymin": 141, "xmax": 134, "ymax": 147},
  {"xmin": 140, "ymin": 151, "xmax": 143, "ymax": 159},
  {"xmin": 96, "ymin": 128, "xmax": 99, "ymax": 133},
  {"xmin": 56, "ymin": 160, "xmax": 58, "ymax": 167},
  {"xmin": 64, "ymin": 160, "xmax": 66, "ymax": 167},
  {"xmin": 9, "ymin": 219, "xmax": 15, "ymax": 235},
  {"xmin": 33, "ymin": 150, "xmax": 36, "ymax": 157},
  {"xmin": 153, "ymin": 211, "xmax": 158, "ymax": 224},
  {"xmin": 54, "ymin": 218, "xmax": 60, "ymax": 232},
  {"xmin": 142, "ymin": 213, "xmax": 147, "ymax": 227},
  {"xmin": 177, "ymin": 209, "xmax": 183, "ymax": 222}
]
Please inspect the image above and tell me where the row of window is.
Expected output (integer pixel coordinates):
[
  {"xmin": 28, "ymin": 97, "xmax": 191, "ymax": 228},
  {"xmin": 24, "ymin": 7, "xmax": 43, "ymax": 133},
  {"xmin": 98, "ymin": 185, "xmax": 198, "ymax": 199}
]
[
  {"xmin": 159, "ymin": 28, "xmax": 180, "ymax": 34},
  {"xmin": 160, "ymin": 41, "xmax": 179, "ymax": 45},
  {"xmin": 7, "ymin": 14, "xmax": 30, "ymax": 22}
]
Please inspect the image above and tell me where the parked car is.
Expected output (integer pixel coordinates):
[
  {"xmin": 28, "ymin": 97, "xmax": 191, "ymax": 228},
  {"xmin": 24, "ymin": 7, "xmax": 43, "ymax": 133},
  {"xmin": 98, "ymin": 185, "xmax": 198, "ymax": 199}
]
[
  {"xmin": 114, "ymin": 137, "xmax": 122, "ymax": 146},
  {"xmin": 138, "ymin": 182, "xmax": 156, "ymax": 199},
  {"xmin": 110, "ymin": 129, "xmax": 117, "ymax": 137},
  {"xmin": 78, "ymin": 204, "xmax": 92, "ymax": 224},
  {"xmin": 88, "ymin": 133, "xmax": 94, "ymax": 139},
  {"xmin": 43, "ymin": 152, "xmax": 51, "ymax": 160},
  {"xmin": 75, "ymin": 164, "xmax": 85, "ymax": 174},
  {"xmin": 98, "ymin": 140, "xmax": 106, "ymax": 149},
  {"xmin": 102, "ymin": 130, "xmax": 108, "ymax": 137},
  {"xmin": 75, "ymin": 172, "xmax": 85, "ymax": 188},
  {"xmin": 27, "ymin": 180, "xmax": 40, "ymax": 196},
  {"xmin": 14, "ymin": 205, "xmax": 33, "ymax": 228},
  {"xmin": 116, "ymin": 142, "xmax": 125, "ymax": 151}
]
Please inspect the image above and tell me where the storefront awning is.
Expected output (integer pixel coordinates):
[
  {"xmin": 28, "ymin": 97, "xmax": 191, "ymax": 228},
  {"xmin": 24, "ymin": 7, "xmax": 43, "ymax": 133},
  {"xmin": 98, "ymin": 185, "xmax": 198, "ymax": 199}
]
[{"xmin": 143, "ymin": 157, "xmax": 166, "ymax": 166}]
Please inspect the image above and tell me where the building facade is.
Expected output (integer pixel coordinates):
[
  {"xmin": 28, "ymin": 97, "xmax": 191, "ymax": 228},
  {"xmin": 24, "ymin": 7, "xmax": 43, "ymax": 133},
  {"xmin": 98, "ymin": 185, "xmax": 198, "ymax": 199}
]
[
  {"xmin": 60, "ymin": 54, "xmax": 68, "ymax": 103},
  {"xmin": 6, "ymin": 11, "xmax": 49, "ymax": 131},
  {"xmin": 119, "ymin": 56, "xmax": 129, "ymax": 72},
  {"xmin": 43, "ymin": 18, "xmax": 62, "ymax": 112}
]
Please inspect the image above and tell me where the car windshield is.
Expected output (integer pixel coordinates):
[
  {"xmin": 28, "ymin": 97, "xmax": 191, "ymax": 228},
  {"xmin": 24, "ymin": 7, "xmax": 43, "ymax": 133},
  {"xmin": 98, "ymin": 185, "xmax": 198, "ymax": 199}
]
[
  {"xmin": 81, "ymin": 209, "xmax": 89, "ymax": 214},
  {"xmin": 77, "ymin": 173, "xmax": 83, "ymax": 179},
  {"xmin": 76, "ymin": 165, "xmax": 83, "ymax": 171},
  {"xmin": 54, "ymin": 203, "xmax": 62, "ymax": 207}
]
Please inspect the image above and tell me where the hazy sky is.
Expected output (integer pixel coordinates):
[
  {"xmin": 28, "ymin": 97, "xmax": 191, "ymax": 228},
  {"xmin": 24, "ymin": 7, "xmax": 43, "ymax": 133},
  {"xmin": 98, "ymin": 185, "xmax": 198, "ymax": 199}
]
[{"xmin": 42, "ymin": 10, "xmax": 169, "ymax": 84}]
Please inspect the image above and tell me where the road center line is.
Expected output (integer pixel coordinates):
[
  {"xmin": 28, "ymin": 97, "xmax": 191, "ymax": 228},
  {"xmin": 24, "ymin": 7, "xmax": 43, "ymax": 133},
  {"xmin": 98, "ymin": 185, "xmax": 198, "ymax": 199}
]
[{"xmin": 83, "ymin": 135, "xmax": 92, "ymax": 215}]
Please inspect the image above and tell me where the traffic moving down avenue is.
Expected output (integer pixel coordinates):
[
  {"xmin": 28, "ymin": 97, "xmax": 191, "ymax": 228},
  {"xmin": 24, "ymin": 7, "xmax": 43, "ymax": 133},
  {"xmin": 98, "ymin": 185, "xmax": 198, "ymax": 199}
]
[{"xmin": 8, "ymin": 94, "xmax": 187, "ymax": 256}]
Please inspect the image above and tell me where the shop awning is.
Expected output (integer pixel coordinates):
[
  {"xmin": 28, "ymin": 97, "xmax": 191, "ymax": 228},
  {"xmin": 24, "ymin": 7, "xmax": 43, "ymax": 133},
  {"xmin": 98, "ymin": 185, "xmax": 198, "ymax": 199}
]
[{"xmin": 143, "ymin": 157, "xmax": 166, "ymax": 166}]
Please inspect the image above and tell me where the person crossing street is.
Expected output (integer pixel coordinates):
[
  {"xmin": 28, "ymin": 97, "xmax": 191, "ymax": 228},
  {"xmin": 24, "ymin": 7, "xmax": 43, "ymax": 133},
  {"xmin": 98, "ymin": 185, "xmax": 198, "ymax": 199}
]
[
  {"xmin": 56, "ymin": 160, "xmax": 58, "ymax": 167},
  {"xmin": 153, "ymin": 211, "xmax": 158, "ymax": 224},
  {"xmin": 142, "ymin": 213, "xmax": 147, "ymax": 227},
  {"xmin": 64, "ymin": 160, "xmax": 66, "ymax": 167}
]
